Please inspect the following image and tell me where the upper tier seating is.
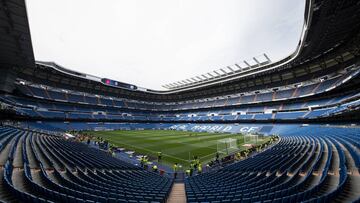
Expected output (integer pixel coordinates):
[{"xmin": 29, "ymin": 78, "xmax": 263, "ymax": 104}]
[
  {"xmin": 15, "ymin": 66, "xmax": 360, "ymax": 111},
  {"xmin": 2, "ymin": 91, "xmax": 360, "ymax": 122},
  {"xmin": 2, "ymin": 66, "xmax": 359, "ymax": 122}
]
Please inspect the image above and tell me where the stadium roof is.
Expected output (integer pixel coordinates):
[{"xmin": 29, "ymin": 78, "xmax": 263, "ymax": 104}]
[
  {"xmin": 2, "ymin": 0, "xmax": 360, "ymax": 101},
  {"xmin": 25, "ymin": 0, "xmax": 305, "ymax": 90},
  {"xmin": 0, "ymin": 0, "xmax": 34, "ymax": 69}
]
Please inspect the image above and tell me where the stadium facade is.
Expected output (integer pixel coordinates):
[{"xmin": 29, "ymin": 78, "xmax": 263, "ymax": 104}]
[{"xmin": 0, "ymin": 0, "xmax": 360, "ymax": 202}]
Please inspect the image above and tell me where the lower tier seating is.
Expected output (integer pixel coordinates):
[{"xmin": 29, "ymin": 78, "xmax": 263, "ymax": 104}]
[
  {"xmin": 0, "ymin": 127, "xmax": 173, "ymax": 203},
  {"xmin": 185, "ymin": 126, "xmax": 360, "ymax": 203},
  {"xmin": 1, "ymin": 124, "xmax": 359, "ymax": 203}
]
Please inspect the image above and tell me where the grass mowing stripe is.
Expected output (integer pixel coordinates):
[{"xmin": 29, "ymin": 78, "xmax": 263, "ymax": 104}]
[{"xmin": 105, "ymin": 138, "xmax": 189, "ymax": 162}]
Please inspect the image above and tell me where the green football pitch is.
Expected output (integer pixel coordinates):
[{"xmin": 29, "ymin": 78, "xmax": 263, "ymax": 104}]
[{"xmin": 87, "ymin": 130, "xmax": 268, "ymax": 167}]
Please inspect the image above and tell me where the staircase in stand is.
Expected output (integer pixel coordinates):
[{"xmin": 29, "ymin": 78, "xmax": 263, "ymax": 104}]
[{"xmin": 167, "ymin": 183, "xmax": 186, "ymax": 203}]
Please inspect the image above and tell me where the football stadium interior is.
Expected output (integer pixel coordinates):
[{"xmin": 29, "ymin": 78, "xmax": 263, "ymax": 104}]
[{"xmin": 1, "ymin": 0, "xmax": 360, "ymax": 202}]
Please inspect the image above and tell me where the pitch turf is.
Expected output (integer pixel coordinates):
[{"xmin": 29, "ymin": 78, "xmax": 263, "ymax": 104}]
[{"xmin": 87, "ymin": 130, "xmax": 268, "ymax": 167}]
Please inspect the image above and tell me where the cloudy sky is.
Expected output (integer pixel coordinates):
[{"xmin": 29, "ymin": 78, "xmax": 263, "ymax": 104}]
[{"xmin": 26, "ymin": 0, "xmax": 305, "ymax": 90}]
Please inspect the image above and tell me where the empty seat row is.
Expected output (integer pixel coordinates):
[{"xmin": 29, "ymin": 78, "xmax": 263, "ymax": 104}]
[{"xmin": 0, "ymin": 126, "xmax": 172, "ymax": 203}]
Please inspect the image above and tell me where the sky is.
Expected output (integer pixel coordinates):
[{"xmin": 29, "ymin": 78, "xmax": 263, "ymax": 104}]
[{"xmin": 26, "ymin": 0, "xmax": 305, "ymax": 90}]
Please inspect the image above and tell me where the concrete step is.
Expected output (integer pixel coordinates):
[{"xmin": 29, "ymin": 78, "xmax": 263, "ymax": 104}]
[{"xmin": 167, "ymin": 183, "xmax": 186, "ymax": 203}]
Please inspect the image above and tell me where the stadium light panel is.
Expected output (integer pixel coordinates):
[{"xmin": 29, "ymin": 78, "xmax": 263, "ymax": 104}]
[
  {"xmin": 213, "ymin": 70, "xmax": 221, "ymax": 76},
  {"xmin": 243, "ymin": 60, "xmax": 251, "ymax": 68},
  {"xmin": 253, "ymin": 57, "xmax": 261, "ymax": 66},
  {"xmin": 201, "ymin": 75, "xmax": 208, "ymax": 79},
  {"xmin": 234, "ymin": 64, "xmax": 242, "ymax": 71},
  {"xmin": 263, "ymin": 53, "xmax": 271, "ymax": 62},
  {"xmin": 181, "ymin": 80, "xmax": 189, "ymax": 85},
  {"xmin": 220, "ymin": 69, "xmax": 228, "ymax": 74},
  {"xmin": 227, "ymin": 66, "xmax": 235, "ymax": 72}
]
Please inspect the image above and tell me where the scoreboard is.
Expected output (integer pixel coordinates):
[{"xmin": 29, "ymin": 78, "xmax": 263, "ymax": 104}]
[{"xmin": 101, "ymin": 78, "xmax": 137, "ymax": 90}]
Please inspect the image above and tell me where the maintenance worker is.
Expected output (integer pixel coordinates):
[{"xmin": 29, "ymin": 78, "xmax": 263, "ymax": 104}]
[
  {"xmin": 197, "ymin": 163, "xmax": 202, "ymax": 174},
  {"xmin": 157, "ymin": 152, "xmax": 162, "ymax": 162},
  {"xmin": 185, "ymin": 169, "xmax": 191, "ymax": 176},
  {"xmin": 206, "ymin": 164, "xmax": 210, "ymax": 172},
  {"xmin": 216, "ymin": 152, "xmax": 220, "ymax": 160},
  {"xmin": 173, "ymin": 163, "xmax": 178, "ymax": 179},
  {"xmin": 152, "ymin": 165, "xmax": 158, "ymax": 172},
  {"xmin": 245, "ymin": 150, "xmax": 249, "ymax": 158},
  {"xmin": 196, "ymin": 158, "xmax": 200, "ymax": 168},
  {"xmin": 189, "ymin": 163, "xmax": 194, "ymax": 176},
  {"xmin": 143, "ymin": 156, "xmax": 149, "ymax": 170},
  {"xmin": 235, "ymin": 152, "xmax": 241, "ymax": 160},
  {"xmin": 193, "ymin": 156, "xmax": 199, "ymax": 169},
  {"xmin": 190, "ymin": 159, "xmax": 196, "ymax": 170},
  {"xmin": 140, "ymin": 156, "xmax": 145, "ymax": 168}
]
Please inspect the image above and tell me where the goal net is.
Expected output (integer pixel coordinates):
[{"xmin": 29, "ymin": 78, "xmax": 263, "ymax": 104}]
[
  {"xmin": 244, "ymin": 133, "xmax": 263, "ymax": 145},
  {"xmin": 217, "ymin": 138, "xmax": 238, "ymax": 155}
]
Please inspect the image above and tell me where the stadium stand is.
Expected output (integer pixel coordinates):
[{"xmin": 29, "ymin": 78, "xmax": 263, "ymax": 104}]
[
  {"xmin": 0, "ymin": 60, "xmax": 359, "ymax": 124},
  {"xmin": 185, "ymin": 125, "xmax": 360, "ymax": 203},
  {"xmin": 0, "ymin": 126, "xmax": 172, "ymax": 203},
  {"xmin": 0, "ymin": 0, "xmax": 360, "ymax": 202},
  {"xmin": 2, "ymin": 123, "xmax": 357, "ymax": 202}
]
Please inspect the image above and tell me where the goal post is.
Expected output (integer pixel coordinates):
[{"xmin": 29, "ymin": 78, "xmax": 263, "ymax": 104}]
[
  {"xmin": 243, "ymin": 133, "xmax": 264, "ymax": 145},
  {"xmin": 217, "ymin": 138, "xmax": 238, "ymax": 155}
]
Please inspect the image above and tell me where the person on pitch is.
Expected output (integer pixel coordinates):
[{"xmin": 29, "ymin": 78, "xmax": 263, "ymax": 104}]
[
  {"xmin": 186, "ymin": 169, "xmax": 191, "ymax": 176},
  {"xmin": 157, "ymin": 151, "xmax": 162, "ymax": 162},
  {"xmin": 198, "ymin": 163, "xmax": 202, "ymax": 174},
  {"xmin": 143, "ymin": 156, "xmax": 149, "ymax": 169},
  {"xmin": 235, "ymin": 152, "xmax": 241, "ymax": 160},
  {"xmin": 173, "ymin": 163, "xmax": 178, "ymax": 179},
  {"xmin": 140, "ymin": 156, "xmax": 145, "ymax": 168},
  {"xmin": 190, "ymin": 163, "xmax": 194, "ymax": 176}
]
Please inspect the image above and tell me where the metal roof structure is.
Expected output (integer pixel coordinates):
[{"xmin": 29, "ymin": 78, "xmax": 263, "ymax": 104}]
[
  {"xmin": 162, "ymin": 54, "xmax": 272, "ymax": 90},
  {"xmin": 0, "ymin": 0, "xmax": 34, "ymax": 69},
  {"xmin": 2, "ymin": 0, "xmax": 360, "ymax": 102}
]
